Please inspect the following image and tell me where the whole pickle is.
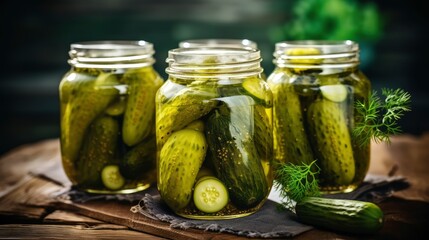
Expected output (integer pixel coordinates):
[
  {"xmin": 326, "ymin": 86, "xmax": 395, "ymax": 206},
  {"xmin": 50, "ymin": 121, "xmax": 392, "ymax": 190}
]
[
  {"xmin": 205, "ymin": 96, "xmax": 268, "ymax": 209},
  {"xmin": 121, "ymin": 136, "xmax": 157, "ymax": 179},
  {"xmin": 156, "ymin": 86, "xmax": 218, "ymax": 147},
  {"xmin": 270, "ymin": 80, "xmax": 315, "ymax": 165},
  {"xmin": 307, "ymin": 98, "xmax": 356, "ymax": 186},
  {"xmin": 254, "ymin": 104, "xmax": 273, "ymax": 161},
  {"xmin": 158, "ymin": 123, "xmax": 207, "ymax": 211},
  {"xmin": 76, "ymin": 115, "xmax": 119, "ymax": 188},
  {"xmin": 122, "ymin": 67, "xmax": 164, "ymax": 146}
]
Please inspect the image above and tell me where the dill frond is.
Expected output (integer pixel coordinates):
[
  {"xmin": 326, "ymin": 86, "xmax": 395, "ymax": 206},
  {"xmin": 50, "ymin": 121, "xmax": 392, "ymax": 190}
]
[
  {"xmin": 274, "ymin": 160, "xmax": 320, "ymax": 212},
  {"xmin": 353, "ymin": 88, "xmax": 411, "ymax": 147}
]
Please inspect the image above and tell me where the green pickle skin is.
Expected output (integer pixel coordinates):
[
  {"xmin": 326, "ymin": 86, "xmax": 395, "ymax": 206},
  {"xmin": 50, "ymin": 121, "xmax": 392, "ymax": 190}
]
[
  {"xmin": 156, "ymin": 77, "xmax": 273, "ymax": 219},
  {"xmin": 77, "ymin": 115, "xmax": 119, "ymax": 188},
  {"xmin": 307, "ymin": 99, "xmax": 356, "ymax": 186},
  {"xmin": 268, "ymin": 68, "xmax": 371, "ymax": 193},
  {"xmin": 270, "ymin": 77, "xmax": 315, "ymax": 166},
  {"xmin": 59, "ymin": 66, "xmax": 163, "ymax": 193},
  {"xmin": 205, "ymin": 96, "xmax": 269, "ymax": 209},
  {"xmin": 122, "ymin": 68, "xmax": 164, "ymax": 146}
]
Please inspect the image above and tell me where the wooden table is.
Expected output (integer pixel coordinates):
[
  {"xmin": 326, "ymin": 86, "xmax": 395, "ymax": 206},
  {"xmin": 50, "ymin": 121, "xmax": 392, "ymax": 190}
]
[{"xmin": 1, "ymin": 134, "xmax": 429, "ymax": 239}]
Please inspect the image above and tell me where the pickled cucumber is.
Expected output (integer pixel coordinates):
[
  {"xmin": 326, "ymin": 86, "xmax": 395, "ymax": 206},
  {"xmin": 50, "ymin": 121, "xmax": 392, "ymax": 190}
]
[
  {"xmin": 61, "ymin": 72, "xmax": 119, "ymax": 179},
  {"xmin": 254, "ymin": 105, "xmax": 273, "ymax": 160},
  {"xmin": 193, "ymin": 176, "xmax": 229, "ymax": 213},
  {"xmin": 352, "ymin": 142, "xmax": 370, "ymax": 183},
  {"xmin": 121, "ymin": 136, "xmax": 157, "ymax": 179},
  {"xmin": 206, "ymin": 96, "xmax": 268, "ymax": 209},
  {"xmin": 271, "ymin": 82, "xmax": 315, "ymax": 165},
  {"xmin": 352, "ymin": 99, "xmax": 371, "ymax": 183},
  {"xmin": 307, "ymin": 99, "xmax": 355, "ymax": 185},
  {"xmin": 101, "ymin": 165, "xmax": 125, "ymax": 190},
  {"xmin": 76, "ymin": 115, "xmax": 119, "ymax": 188},
  {"xmin": 59, "ymin": 71, "xmax": 97, "ymax": 104},
  {"xmin": 242, "ymin": 77, "xmax": 273, "ymax": 107},
  {"xmin": 184, "ymin": 120, "xmax": 205, "ymax": 132},
  {"xmin": 156, "ymin": 87, "xmax": 217, "ymax": 147},
  {"xmin": 320, "ymin": 85, "xmax": 348, "ymax": 102},
  {"xmin": 158, "ymin": 127, "xmax": 208, "ymax": 211},
  {"xmin": 122, "ymin": 68, "xmax": 163, "ymax": 146},
  {"xmin": 105, "ymin": 96, "xmax": 126, "ymax": 116}
]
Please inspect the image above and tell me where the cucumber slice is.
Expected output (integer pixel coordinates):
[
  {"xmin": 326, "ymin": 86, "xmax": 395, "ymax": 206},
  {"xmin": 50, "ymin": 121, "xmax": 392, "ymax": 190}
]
[
  {"xmin": 101, "ymin": 165, "xmax": 125, "ymax": 190},
  {"xmin": 193, "ymin": 176, "xmax": 228, "ymax": 213},
  {"xmin": 320, "ymin": 85, "xmax": 348, "ymax": 102},
  {"xmin": 242, "ymin": 77, "xmax": 273, "ymax": 107}
]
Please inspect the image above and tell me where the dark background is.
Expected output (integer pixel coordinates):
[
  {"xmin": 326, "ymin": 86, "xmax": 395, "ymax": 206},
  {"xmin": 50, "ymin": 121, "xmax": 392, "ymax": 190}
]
[{"xmin": 0, "ymin": 0, "xmax": 427, "ymax": 155}]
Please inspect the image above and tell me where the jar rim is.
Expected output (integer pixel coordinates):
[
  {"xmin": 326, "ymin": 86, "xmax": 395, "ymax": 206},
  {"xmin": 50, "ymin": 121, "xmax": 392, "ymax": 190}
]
[
  {"xmin": 167, "ymin": 47, "xmax": 260, "ymax": 64},
  {"xmin": 166, "ymin": 47, "xmax": 263, "ymax": 79},
  {"xmin": 275, "ymin": 40, "xmax": 358, "ymax": 54},
  {"xmin": 179, "ymin": 39, "xmax": 257, "ymax": 49},
  {"xmin": 275, "ymin": 40, "xmax": 357, "ymax": 47},
  {"xmin": 71, "ymin": 40, "xmax": 153, "ymax": 51},
  {"xmin": 273, "ymin": 40, "xmax": 360, "ymax": 68},
  {"xmin": 68, "ymin": 40, "xmax": 155, "ymax": 69}
]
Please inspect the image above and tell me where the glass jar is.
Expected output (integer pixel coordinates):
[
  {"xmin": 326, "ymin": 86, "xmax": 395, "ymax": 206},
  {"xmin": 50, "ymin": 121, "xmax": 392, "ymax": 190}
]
[
  {"xmin": 267, "ymin": 40, "xmax": 371, "ymax": 193},
  {"xmin": 59, "ymin": 40, "xmax": 164, "ymax": 194},
  {"xmin": 179, "ymin": 38, "xmax": 257, "ymax": 49},
  {"xmin": 156, "ymin": 47, "xmax": 273, "ymax": 219}
]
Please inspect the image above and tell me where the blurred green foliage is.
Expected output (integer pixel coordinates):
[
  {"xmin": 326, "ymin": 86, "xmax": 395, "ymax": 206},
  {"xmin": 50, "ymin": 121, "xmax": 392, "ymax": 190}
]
[{"xmin": 270, "ymin": 0, "xmax": 383, "ymax": 42}]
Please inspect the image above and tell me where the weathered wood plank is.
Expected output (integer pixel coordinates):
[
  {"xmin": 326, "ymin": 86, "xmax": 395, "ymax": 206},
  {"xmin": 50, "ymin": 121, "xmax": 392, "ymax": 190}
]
[
  {"xmin": 0, "ymin": 139, "xmax": 68, "ymax": 198},
  {"xmin": 369, "ymin": 133, "xmax": 429, "ymax": 202},
  {"xmin": 54, "ymin": 199, "xmax": 248, "ymax": 240},
  {"xmin": 0, "ymin": 224, "xmax": 166, "ymax": 240},
  {"xmin": 44, "ymin": 210, "xmax": 103, "ymax": 224},
  {"xmin": 0, "ymin": 176, "xmax": 63, "ymax": 219}
]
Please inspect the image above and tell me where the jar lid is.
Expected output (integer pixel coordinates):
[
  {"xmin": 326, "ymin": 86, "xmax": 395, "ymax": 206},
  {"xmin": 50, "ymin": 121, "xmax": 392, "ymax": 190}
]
[{"xmin": 68, "ymin": 40, "xmax": 155, "ymax": 69}]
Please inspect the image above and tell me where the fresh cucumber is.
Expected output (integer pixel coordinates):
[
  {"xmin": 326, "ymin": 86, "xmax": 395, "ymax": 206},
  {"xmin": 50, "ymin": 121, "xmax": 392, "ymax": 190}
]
[
  {"xmin": 193, "ymin": 176, "xmax": 229, "ymax": 213},
  {"xmin": 295, "ymin": 197, "xmax": 384, "ymax": 235}
]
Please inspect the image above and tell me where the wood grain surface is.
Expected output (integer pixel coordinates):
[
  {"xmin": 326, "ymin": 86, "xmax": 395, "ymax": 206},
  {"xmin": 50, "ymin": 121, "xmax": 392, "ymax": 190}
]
[{"xmin": 1, "ymin": 135, "xmax": 429, "ymax": 239}]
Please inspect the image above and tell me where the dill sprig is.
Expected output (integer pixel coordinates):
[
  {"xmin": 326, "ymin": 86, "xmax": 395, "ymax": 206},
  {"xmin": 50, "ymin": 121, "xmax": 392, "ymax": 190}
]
[
  {"xmin": 274, "ymin": 160, "xmax": 320, "ymax": 212},
  {"xmin": 353, "ymin": 88, "xmax": 411, "ymax": 147}
]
